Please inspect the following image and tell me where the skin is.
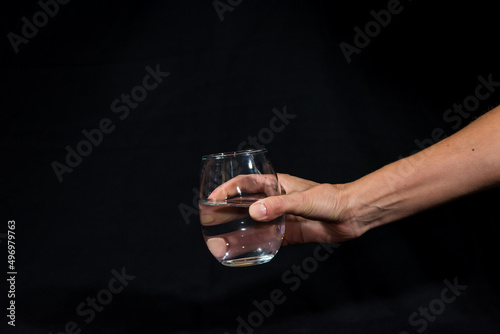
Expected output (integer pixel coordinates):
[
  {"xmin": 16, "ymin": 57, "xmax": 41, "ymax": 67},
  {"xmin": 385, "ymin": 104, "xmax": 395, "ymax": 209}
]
[
  {"xmin": 248, "ymin": 105, "xmax": 500, "ymax": 245},
  {"xmin": 201, "ymin": 174, "xmax": 285, "ymax": 259}
]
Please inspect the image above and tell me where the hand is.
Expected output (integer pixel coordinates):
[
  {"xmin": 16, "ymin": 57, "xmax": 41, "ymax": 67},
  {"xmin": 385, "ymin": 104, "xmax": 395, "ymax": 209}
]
[
  {"xmin": 249, "ymin": 174, "xmax": 364, "ymax": 245},
  {"xmin": 200, "ymin": 174, "xmax": 285, "ymax": 260}
]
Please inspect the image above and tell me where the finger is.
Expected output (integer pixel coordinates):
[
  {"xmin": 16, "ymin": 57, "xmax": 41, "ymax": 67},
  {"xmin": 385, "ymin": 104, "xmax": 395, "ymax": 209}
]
[
  {"xmin": 249, "ymin": 192, "xmax": 306, "ymax": 222},
  {"xmin": 203, "ymin": 218, "xmax": 284, "ymax": 261},
  {"xmin": 201, "ymin": 202, "xmax": 285, "ymax": 261},
  {"xmin": 277, "ymin": 173, "xmax": 319, "ymax": 193},
  {"xmin": 201, "ymin": 189, "xmax": 283, "ymax": 227},
  {"xmin": 249, "ymin": 184, "xmax": 339, "ymax": 222},
  {"xmin": 199, "ymin": 202, "xmax": 248, "ymax": 226},
  {"xmin": 208, "ymin": 174, "xmax": 280, "ymax": 201},
  {"xmin": 206, "ymin": 237, "xmax": 229, "ymax": 259}
]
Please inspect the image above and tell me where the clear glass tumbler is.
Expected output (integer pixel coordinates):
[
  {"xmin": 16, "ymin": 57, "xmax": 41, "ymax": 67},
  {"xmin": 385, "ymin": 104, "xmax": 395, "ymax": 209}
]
[{"xmin": 199, "ymin": 148, "xmax": 285, "ymax": 267}]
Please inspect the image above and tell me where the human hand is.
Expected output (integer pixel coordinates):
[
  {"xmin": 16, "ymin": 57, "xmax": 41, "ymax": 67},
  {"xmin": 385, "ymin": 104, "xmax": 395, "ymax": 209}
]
[
  {"xmin": 199, "ymin": 174, "xmax": 285, "ymax": 261},
  {"xmin": 249, "ymin": 174, "xmax": 363, "ymax": 245}
]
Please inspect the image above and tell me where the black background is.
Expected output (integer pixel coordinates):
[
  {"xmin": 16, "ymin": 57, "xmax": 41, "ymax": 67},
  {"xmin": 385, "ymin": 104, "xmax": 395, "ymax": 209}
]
[{"xmin": 2, "ymin": 0, "xmax": 500, "ymax": 333}]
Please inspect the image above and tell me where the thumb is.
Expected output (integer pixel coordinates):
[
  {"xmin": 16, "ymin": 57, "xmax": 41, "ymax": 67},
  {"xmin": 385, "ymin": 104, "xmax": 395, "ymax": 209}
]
[{"xmin": 249, "ymin": 191, "xmax": 309, "ymax": 221}]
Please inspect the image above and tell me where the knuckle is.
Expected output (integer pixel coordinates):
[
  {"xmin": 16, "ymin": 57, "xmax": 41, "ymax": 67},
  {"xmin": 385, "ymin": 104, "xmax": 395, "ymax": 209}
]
[
  {"xmin": 302, "ymin": 183, "xmax": 337, "ymax": 218},
  {"xmin": 289, "ymin": 191, "xmax": 309, "ymax": 215},
  {"xmin": 267, "ymin": 195, "xmax": 286, "ymax": 215}
]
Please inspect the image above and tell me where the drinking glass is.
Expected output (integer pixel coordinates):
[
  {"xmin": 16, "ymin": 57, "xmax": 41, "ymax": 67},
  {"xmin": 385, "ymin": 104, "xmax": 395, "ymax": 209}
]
[{"xmin": 199, "ymin": 148, "xmax": 285, "ymax": 267}]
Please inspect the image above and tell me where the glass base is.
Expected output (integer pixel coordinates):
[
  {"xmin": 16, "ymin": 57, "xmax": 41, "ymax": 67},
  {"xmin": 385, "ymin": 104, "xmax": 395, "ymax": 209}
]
[{"xmin": 221, "ymin": 254, "xmax": 275, "ymax": 267}]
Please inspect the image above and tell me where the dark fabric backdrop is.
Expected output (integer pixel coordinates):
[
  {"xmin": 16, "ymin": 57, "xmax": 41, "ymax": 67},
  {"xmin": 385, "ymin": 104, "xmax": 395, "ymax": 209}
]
[{"xmin": 2, "ymin": 1, "xmax": 500, "ymax": 333}]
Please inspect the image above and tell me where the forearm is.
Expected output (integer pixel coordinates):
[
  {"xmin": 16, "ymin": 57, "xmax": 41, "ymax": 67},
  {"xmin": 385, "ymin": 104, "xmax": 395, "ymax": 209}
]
[{"xmin": 346, "ymin": 106, "xmax": 500, "ymax": 232}]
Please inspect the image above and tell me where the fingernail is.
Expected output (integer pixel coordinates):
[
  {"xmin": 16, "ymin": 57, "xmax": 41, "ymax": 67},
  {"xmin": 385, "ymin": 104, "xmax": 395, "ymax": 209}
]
[
  {"xmin": 250, "ymin": 202, "xmax": 267, "ymax": 220},
  {"xmin": 206, "ymin": 237, "xmax": 228, "ymax": 258}
]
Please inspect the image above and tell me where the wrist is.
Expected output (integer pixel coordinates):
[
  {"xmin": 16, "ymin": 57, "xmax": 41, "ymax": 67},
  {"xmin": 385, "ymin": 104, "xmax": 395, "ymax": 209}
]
[{"xmin": 341, "ymin": 171, "xmax": 402, "ymax": 236}]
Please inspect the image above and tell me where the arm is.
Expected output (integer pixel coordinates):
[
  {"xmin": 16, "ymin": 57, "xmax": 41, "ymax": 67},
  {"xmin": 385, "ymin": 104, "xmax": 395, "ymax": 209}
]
[
  {"xmin": 249, "ymin": 106, "xmax": 500, "ymax": 244},
  {"xmin": 351, "ymin": 105, "xmax": 500, "ymax": 230}
]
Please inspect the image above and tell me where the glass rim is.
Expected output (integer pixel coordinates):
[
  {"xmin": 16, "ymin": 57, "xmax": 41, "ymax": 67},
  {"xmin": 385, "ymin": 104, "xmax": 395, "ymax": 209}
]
[{"xmin": 202, "ymin": 148, "xmax": 267, "ymax": 160}]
